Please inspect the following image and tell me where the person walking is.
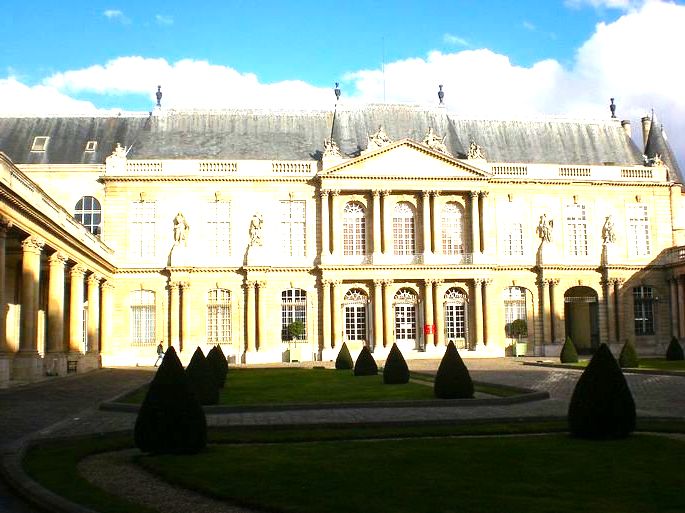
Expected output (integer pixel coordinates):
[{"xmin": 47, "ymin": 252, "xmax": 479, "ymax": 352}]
[{"xmin": 154, "ymin": 342, "xmax": 165, "ymax": 367}]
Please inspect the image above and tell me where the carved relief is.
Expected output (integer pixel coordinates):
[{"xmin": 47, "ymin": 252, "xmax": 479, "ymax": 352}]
[
  {"xmin": 536, "ymin": 214, "xmax": 553, "ymax": 243},
  {"xmin": 249, "ymin": 213, "xmax": 263, "ymax": 247},
  {"xmin": 602, "ymin": 215, "xmax": 616, "ymax": 245},
  {"xmin": 323, "ymin": 138, "xmax": 342, "ymax": 158},
  {"xmin": 467, "ymin": 141, "xmax": 486, "ymax": 160},
  {"xmin": 173, "ymin": 212, "xmax": 190, "ymax": 246},
  {"xmin": 367, "ymin": 125, "xmax": 393, "ymax": 151},
  {"xmin": 422, "ymin": 127, "xmax": 449, "ymax": 155}
]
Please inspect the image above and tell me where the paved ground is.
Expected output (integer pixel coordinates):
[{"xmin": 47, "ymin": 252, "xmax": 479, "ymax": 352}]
[{"xmin": 0, "ymin": 359, "xmax": 684, "ymax": 512}]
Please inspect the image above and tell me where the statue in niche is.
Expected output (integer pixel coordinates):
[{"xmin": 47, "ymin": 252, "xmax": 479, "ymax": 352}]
[
  {"xmin": 536, "ymin": 213, "xmax": 553, "ymax": 243},
  {"xmin": 249, "ymin": 213, "xmax": 263, "ymax": 246},
  {"xmin": 368, "ymin": 125, "xmax": 392, "ymax": 149},
  {"xmin": 467, "ymin": 140, "xmax": 485, "ymax": 160},
  {"xmin": 173, "ymin": 212, "xmax": 189, "ymax": 246},
  {"xmin": 423, "ymin": 127, "xmax": 449, "ymax": 154},
  {"xmin": 602, "ymin": 215, "xmax": 616, "ymax": 245}
]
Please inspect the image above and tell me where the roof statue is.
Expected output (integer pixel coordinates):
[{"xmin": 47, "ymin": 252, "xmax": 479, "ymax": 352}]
[
  {"xmin": 422, "ymin": 127, "xmax": 449, "ymax": 155},
  {"xmin": 602, "ymin": 215, "xmax": 616, "ymax": 245},
  {"xmin": 323, "ymin": 138, "xmax": 342, "ymax": 158},
  {"xmin": 156, "ymin": 86, "xmax": 163, "ymax": 108},
  {"xmin": 438, "ymin": 84, "xmax": 445, "ymax": 105},
  {"xmin": 367, "ymin": 125, "xmax": 393, "ymax": 151},
  {"xmin": 467, "ymin": 140, "xmax": 486, "ymax": 160},
  {"xmin": 537, "ymin": 213, "xmax": 553, "ymax": 243},
  {"xmin": 105, "ymin": 142, "xmax": 128, "ymax": 174}
]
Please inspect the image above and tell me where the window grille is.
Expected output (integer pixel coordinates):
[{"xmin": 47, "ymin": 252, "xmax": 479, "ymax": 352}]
[
  {"xmin": 130, "ymin": 201, "xmax": 156, "ymax": 257},
  {"xmin": 627, "ymin": 205, "xmax": 651, "ymax": 256},
  {"xmin": 281, "ymin": 288, "xmax": 307, "ymax": 340},
  {"xmin": 130, "ymin": 290, "xmax": 155, "ymax": 345},
  {"xmin": 633, "ymin": 286, "xmax": 654, "ymax": 336},
  {"xmin": 393, "ymin": 202, "xmax": 416, "ymax": 255},
  {"xmin": 74, "ymin": 196, "xmax": 102, "ymax": 235},
  {"xmin": 280, "ymin": 200, "xmax": 306, "ymax": 256},
  {"xmin": 207, "ymin": 289, "xmax": 231, "ymax": 343},
  {"xmin": 343, "ymin": 202, "xmax": 367, "ymax": 255},
  {"xmin": 504, "ymin": 287, "xmax": 527, "ymax": 337},
  {"xmin": 441, "ymin": 202, "xmax": 464, "ymax": 255},
  {"xmin": 566, "ymin": 204, "xmax": 588, "ymax": 256},
  {"xmin": 208, "ymin": 201, "xmax": 231, "ymax": 257},
  {"xmin": 343, "ymin": 288, "xmax": 368, "ymax": 341}
]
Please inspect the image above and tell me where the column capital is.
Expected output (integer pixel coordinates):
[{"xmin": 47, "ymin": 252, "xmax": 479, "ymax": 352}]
[
  {"xmin": 330, "ymin": 279, "xmax": 343, "ymax": 286},
  {"xmin": 479, "ymin": 191, "xmax": 489, "ymax": 198},
  {"xmin": 169, "ymin": 281, "xmax": 181, "ymax": 290},
  {"xmin": 373, "ymin": 279, "xmax": 384, "ymax": 287},
  {"xmin": 424, "ymin": 278, "xmax": 438, "ymax": 285},
  {"xmin": 48, "ymin": 252, "xmax": 68, "ymax": 266},
  {"xmin": 380, "ymin": 278, "xmax": 393, "ymax": 286},
  {"xmin": 483, "ymin": 278, "xmax": 493, "ymax": 286},
  {"xmin": 380, "ymin": 190, "xmax": 391, "ymax": 197},
  {"xmin": 0, "ymin": 215, "xmax": 12, "ymax": 235},
  {"xmin": 422, "ymin": 190, "xmax": 431, "ymax": 198},
  {"xmin": 319, "ymin": 189, "xmax": 331, "ymax": 198},
  {"xmin": 22, "ymin": 236, "xmax": 45, "ymax": 254},
  {"xmin": 474, "ymin": 278, "xmax": 484, "ymax": 285},
  {"xmin": 321, "ymin": 278, "xmax": 332, "ymax": 286},
  {"xmin": 431, "ymin": 190, "xmax": 441, "ymax": 197},
  {"xmin": 256, "ymin": 280, "xmax": 267, "ymax": 289},
  {"xmin": 614, "ymin": 277, "xmax": 626, "ymax": 286},
  {"xmin": 372, "ymin": 189, "xmax": 381, "ymax": 198},
  {"xmin": 330, "ymin": 189, "xmax": 341, "ymax": 197},
  {"xmin": 469, "ymin": 190, "xmax": 480, "ymax": 198},
  {"xmin": 101, "ymin": 281, "xmax": 115, "ymax": 291},
  {"xmin": 536, "ymin": 277, "xmax": 548, "ymax": 288},
  {"xmin": 244, "ymin": 279, "xmax": 257, "ymax": 289},
  {"xmin": 70, "ymin": 264, "xmax": 87, "ymax": 277},
  {"xmin": 87, "ymin": 273, "xmax": 102, "ymax": 285},
  {"xmin": 180, "ymin": 281, "xmax": 191, "ymax": 289},
  {"xmin": 549, "ymin": 278, "xmax": 560, "ymax": 286}
]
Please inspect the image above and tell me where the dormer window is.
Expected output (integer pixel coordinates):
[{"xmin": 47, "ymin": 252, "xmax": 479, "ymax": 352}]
[
  {"xmin": 85, "ymin": 141, "xmax": 97, "ymax": 152},
  {"xmin": 31, "ymin": 136, "xmax": 49, "ymax": 152}
]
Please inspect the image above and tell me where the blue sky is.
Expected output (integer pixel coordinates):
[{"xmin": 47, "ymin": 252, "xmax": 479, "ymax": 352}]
[{"xmin": 1, "ymin": 0, "xmax": 684, "ymax": 163}]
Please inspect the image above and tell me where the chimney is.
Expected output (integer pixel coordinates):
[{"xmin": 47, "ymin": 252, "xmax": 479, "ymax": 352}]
[
  {"xmin": 620, "ymin": 119, "xmax": 631, "ymax": 139},
  {"xmin": 641, "ymin": 116, "xmax": 652, "ymax": 150}
]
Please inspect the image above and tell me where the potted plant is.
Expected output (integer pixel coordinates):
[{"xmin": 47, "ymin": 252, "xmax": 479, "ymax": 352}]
[
  {"xmin": 287, "ymin": 320, "xmax": 306, "ymax": 341},
  {"xmin": 510, "ymin": 319, "xmax": 528, "ymax": 357}
]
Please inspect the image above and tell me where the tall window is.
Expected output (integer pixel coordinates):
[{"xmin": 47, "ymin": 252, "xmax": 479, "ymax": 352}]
[
  {"xmin": 394, "ymin": 288, "xmax": 417, "ymax": 343},
  {"xmin": 281, "ymin": 288, "xmax": 307, "ymax": 340},
  {"xmin": 343, "ymin": 202, "xmax": 367, "ymax": 255},
  {"xmin": 75, "ymin": 196, "xmax": 102, "ymax": 235},
  {"xmin": 504, "ymin": 222, "xmax": 524, "ymax": 256},
  {"xmin": 566, "ymin": 204, "xmax": 588, "ymax": 256},
  {"xmin": 393, "ymin": 202, "xmax": 416, "ymax": 255},
  {"xmin": 207, "ymin": 289, "xmax": 231, "ymax": 344},
  {"xmin": 444, "ymin": 288, "xmax": 468, "ymax": 345},
  {"xmin": 130, "ymin": 201, "xmax": 156, "ymax": 257},
  {"xmin": 441, "ymin": 202, "xmax": 464, "ymax": 255},
  {"xmin": 208, "ymin": 201, "xmax": 231, "ymax": 257},
  {"xmin": 627, "ymin": 205, "xmax": 651, "ymax": 256},
  {"xmin": 633, "ymin": 286, "xmax": 654, "ymax": 336},
  {"xmin": 344, "ymin": 288, "xmax": 368, "ymax": 342},
  {"xmin": 280, "ymin": 200, "xmax": 306, "ymax": 257},
  {"xmin": 130, "ymin": 290, "xmax": 155, "ymax": 345},
  {"xmin": 504, "ymin": 287, "xmax": 527, "ymax": 338}
]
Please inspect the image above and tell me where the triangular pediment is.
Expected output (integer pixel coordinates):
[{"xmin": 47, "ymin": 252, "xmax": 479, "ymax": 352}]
[{"xmin": 320, "ymin": 139, "xmax": 490, "ymax": 179}]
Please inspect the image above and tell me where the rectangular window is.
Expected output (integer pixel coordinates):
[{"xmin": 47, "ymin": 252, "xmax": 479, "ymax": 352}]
[
  {"xmin": 627, "ymin": 205, "xmax": 651, "ymax": 256},
  {"xmin": 504, "ymin": 222, "xmax": 524, "ymax": 256},
  {"xmin": 130, "ymin": 290, "xmax": 155, "ymax": 345},
  {"xmin": 566, "ymin": 204, "xmax": 588, "ymax": 256},
  {"xmin": 633, "ymin": 286, "xmax": 654, "ymax": 336},
  {"xmin": 444, "ymin": 303, "xmax": 466, "ymax": 340},
  {"xmin": 208, "ymin": 201, "xmax": 231, "ymax": 257},
  {"xmin": 281, "ymin": 289, "xmax": 307, "ymax": 340},
  {"xmin": 280, "ymin": 200, "xmax": 306, "ymax": 257},
  {"xmin": 31, "ymin": 136, "xmax": 49, "ymax": 152},
  {"xmin": 85, "ymin": 141, "xmax": 97, "ymax": 152},
  {"xmin": 130, "ymin": 201, "xmax": 156, "ymax": 257},
  {"xmin": 504, "ymin": 287, "xmax": 527, "ymax": 338},
  {"xmin": 207, "ymin": 289, "xmax": 231, "ymax": 343},
  {"xmin": 345, "ymin": 304, "xmax": 367, "ymax": 341}
]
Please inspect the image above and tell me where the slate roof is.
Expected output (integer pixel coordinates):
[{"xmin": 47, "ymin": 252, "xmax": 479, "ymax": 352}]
[
  {"xmin": 0, "ymin": 105, "xmax": 658, "ymax": 170},
  {"xmin": 644, "ymin": 121, "xmax": 683, "ymax": 183}
]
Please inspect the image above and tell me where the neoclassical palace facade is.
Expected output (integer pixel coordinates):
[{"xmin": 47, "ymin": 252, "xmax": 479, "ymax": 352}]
[{"xmin": 0, "ymin": 103, "xmax": 684, "ymax": 381}]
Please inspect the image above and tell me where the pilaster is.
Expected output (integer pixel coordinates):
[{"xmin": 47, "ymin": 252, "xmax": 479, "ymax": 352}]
[
  {"xmin": 330, "ymin": 190, "xmax": 341, "ymax": 259},
  {"xmin": 479, "ymin": 191, "xmax": 489, "ymax": 254},
  {"xmin": 331, "ymin": 280, "xmax": 342, "ymax": 350},
  {"xmin": 473, "ymin": 278, "xmax": 484, "ymax": 349},
  {"xmin": 470, "ymin": 191, "xmax": 480, "ymax": 257},
  {"xmin": 180, "ymin": 281, "xmax": 191, "ymax": 352},
  {"xmin": 320, "ymin": 190, "xmax": 331, "ymax": 263},
  {"xmin": 423, "ymin": 278, "xmax": 435, "ymax": 348},
  {"xmin": 68, "ymin": 264, "xmax": 86, "ymax": 354},
  {"xmin": 86, "ymin": 274, "xmax": 101, "ymax": 353},
  {"xmin": 678, "ymin": 276, "xmax": 685, "ymax": 339},
  {"xmin": 372, "ymin": 279, "xmax": 383, "ymax": 351},
  {"xmin": 382, "ymin": 279, "xmax": 394, "ymax": 348},
  {"xmin": 381, "ymin": 190, "xmax": 391, "ymax": 256},
  {"xmin": 168, "ymin": 281, "xmax": 180, "ymax": 351},
  {"xmin": 47, "ymin": 252, "xmax": 68, "ymax": 353},
  {"xmin": 100, "ymin": 282, "xmax": 114, "ymax": 356},
  {"xmin": 244, "ymin": 280, "xmax": 256, "ymax": 354},
  {"xmin": 670, "ymin": 277, "xmax": 679, "ymax": 338},
  {"xmin": 422, "ymin": 191, "xmax": 433, "ymax": 260},
  {"xmin": 550, "ymin": 279, "xmax": 565, "ymax": 344},
  {"xmin": 0, "ymin": 216, "xmax": 11, "ymax": 354},
  {"xmin": 372, "ymin": 190, "xmax": 382, "ymax": 260}
]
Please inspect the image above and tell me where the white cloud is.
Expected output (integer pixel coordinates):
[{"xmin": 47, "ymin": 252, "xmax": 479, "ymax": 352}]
[
  {"xmin": 522, "ymin": 20, "xmax": 536, "ymax": 31},
  {"xmin": 0, "ymin": 77, "xmax": 100, "ymax": 115},
  {"xmin": 103, "ymin": 9, "xmax": 130, "ymax": 24},
  {"xmin": 564, "ymin": 0, "xmax": 646, "ymax": 10},
  {"xmin": 443, "ymin": 33, "xmax": 469, "ymax": 46},
  {"xmin": 155, "ymin": 14, "xmax": 173, "ymax": 26}
]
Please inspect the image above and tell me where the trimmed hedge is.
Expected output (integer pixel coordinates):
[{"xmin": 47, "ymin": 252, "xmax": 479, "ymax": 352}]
[
  {"xmin": 568, "ymin": 343, "xmax": 636, "ymax": 439},
  {"xmin": 433, "ymin": 341, "xmax": 474, "ymax": 399},
  {"xmin": 335, "ymin": 342, "xmax": 354, "ymax": 370},
  {"xmin": 206, "ymin": 346, "xmax": 228, "ymax": 388},
  {"xmin": 134, "ymin": 346, "xmax": 207, "ymax": 454},
  {"xmin": 666, "ymin": 336, "xmax": 684, "ymax": 361},
  {"xmin": 354, "ymin": 345, "xmax": 378, "ymax": 376},
  {"xmin": 560, "ymin": 336, "xmax": 579, "ymax": 363},
  {"xmin": 383, "ymin": 343, "xmax": 410, "ymax": 384},
  {"xmin": 618, "ymin": 339, "xmax": 639, "ymax": 368},
  {"xmin": 186, "ymin": 347, "xmax": 219, "ymax": 405}
]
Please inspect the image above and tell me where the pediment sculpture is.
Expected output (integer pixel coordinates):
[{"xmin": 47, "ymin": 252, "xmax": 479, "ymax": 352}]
[
  {"xmin": 422, "ymin": 127, "xmax": 450, "ymax": 155},
  {"xmin": 323, "ymin": 138, "xmax": 342, "ymax": 158},
  {"xmin": 467, "ymin": 140, "xmax": 486, "ymax": 160},
  {"xmin": 367, "ymin": 125, "xmax": 393, "ymax": 151}
]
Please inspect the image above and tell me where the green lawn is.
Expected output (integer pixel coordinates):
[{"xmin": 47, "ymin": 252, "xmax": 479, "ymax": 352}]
[{"xmin": 140, "ymin": 433, "xmax": 685, "ymax": 513}]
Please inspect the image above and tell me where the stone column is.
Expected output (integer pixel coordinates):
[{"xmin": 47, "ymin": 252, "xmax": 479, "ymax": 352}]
[
  {"xmin": 100, "ymin": 282, "xmax": 114, "ymax": 355},
  {"xmin": 606, "ymin": 278, "xmax": 616, "ymax": 344},
  {"xmin": 372, "ymin": 190, "xmax": 382, "ymax": 260},
  {"xmin": 479, "ymin": 191, "xmax": 489, "ymax": 254},
  {"xmin": 320, "ymin": 190, "xmax": 330, "ymax": 262},
  {"xmin": 321, "ymin": 280, "xmax": 332, "ymax": 352},
  {"xmin": 19, "ymin": 237, "xmax": 45, "ymax": 353},
  {"xmin": 256, "ymin": 280, "xmax": 267, "ymax": 352},
  {"xmin": 382, "ymin": 279, "xmax": 394, "ymax": 348},
  {"xmin": 381, "ymin": 191, "xmax": 391, "ymax": 255},
  {"xmin": 180, "ymin": 281, "xmax": 191, "ymax": 352},
  {"xmin": 551, "ymin": 279, "xmax": 565, "ymax": 344},
  {"xmin": 431, "ymin": 192, "xmax": 440, "ymax": 255},
  {"xmin": 245, "ymin": 280, "xmax": 256, "ymax": 353},
  {"xmin": 86, "ymin": 274, "xmax": 101, "ymax": 353},
  {"xmin": 47, "ymin": 252, "xmax": 67, "ymax": 353},
  {"xmin": 330, "ymin": 190, "xmax": 341, "ymax": 259},
  {"xmin": 470, "ymin": 191, "xmax": 480, "ymax": 255},
  {"xmin": 670, "ymin": 277, "xmax": 679, "ymax": 338},
  {"xmin": 616, "ymin": 278, "xmax": 626, "ymax": 343},
  {"xmin": 434, "ymin": 281, "xmax": 444, "ymax": 346},
  {"xmin": 0, "ymin": 217, "xmax": 11, "ymax": 353},
  {"xmin": 423, "ymin": 278, "xmax": 435, "ymax": 347},
  {"xmin": 597, "ymin": 280, "xmax": 608, "ymax": 346},
  {"xmin": 422, "ymin": 191, "xmax": 432, "ymax": 258},
  {"xmin": 678, "ymin": 276, "xmax": 685, "ymax": 339},
  {"xmin": 373, "ymin": 279, "xmax": 383, "ymax": 351},
  {"xmin": 331, "ymin": 280, "xmax": 342, "ymax": 349},
  {"xmin": 69, "ymin": 264, "xmax": 86, "ymax": 353},
  {"xmin": 540, "ymin": 278, "xmax": 552, "ymax": 346},
  {"xmin": 473, "ymin": 278, "xmax": 484, "ymax": 349},
  {"xmin": 483, "ymin": 278, "xmax": 496, "ymax": 347},
  {"xmin": 168, "ymin": 282, "xmax": 180, "ymax": 351}
]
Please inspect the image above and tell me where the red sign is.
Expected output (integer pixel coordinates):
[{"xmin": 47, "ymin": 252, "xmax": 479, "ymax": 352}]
[{"xmin": 424, "ymin": 324, "xmax": 436, "ymax": 335}]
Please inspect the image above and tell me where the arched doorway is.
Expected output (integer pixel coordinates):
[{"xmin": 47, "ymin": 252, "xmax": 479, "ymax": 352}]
[{"xmin": 564, "ymin": 286, "xmax": 599, "ymax": 354}]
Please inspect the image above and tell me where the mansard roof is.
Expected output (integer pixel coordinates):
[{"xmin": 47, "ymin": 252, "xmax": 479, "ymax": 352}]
[
  {"xmin": 0, "ymin": 105, "xmax": 652, "ymax": 169},
  {"xmin": 644, "ymin": 121, "xmax": 683, "ymax": 183}
]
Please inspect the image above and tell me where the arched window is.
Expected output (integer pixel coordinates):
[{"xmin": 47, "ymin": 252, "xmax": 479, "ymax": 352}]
[
  {"xmin": 130, "ymin": 290, "xmax": 155, "ymax": 345},
  {"xmin": 393, "ymin": 202, "xmax": 416, "ymax": 255},
  {"xmin": 444, "ymin": 287, "xmax": 468, "ymax": 347},
  {"xmin": 207, "ymin": 289, "xmax": 231, "ymax": 343},
  {"xmin": 633, "ymin": 286, "xmax": 654, "ymax": 336},
  {"xmin": 394, "ymin": 288, "xmax": 418, "ymax": 343},
  {"xmin": 503, "ymin": 287, "xmax": 527, "ymax": 338},
  {"xmin": 343, "ymin": 288, "xmax": 368, "ymax": 343},
  {"xmin": 75, "ymin": 196, "xmax": 102, "ymax": 235},
  {"xmin": 343, "ymin": 202, "xmax": 367, "ymax": 255},
  {"xmin": 281, "ymin": 288, "xmax": 307, "ymax": 340},
  {"xmin": 441, "ymin": 202, "xmax": 464, "ymax": 255}
]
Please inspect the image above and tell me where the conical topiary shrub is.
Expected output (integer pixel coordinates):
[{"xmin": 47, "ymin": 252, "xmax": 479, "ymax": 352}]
[
  {"xmin": 216, "ymin": 344, "xmax": 229, "ymax": 376},
  {"xmin": 206, "ymin": 346, "xmax": 227, "ymax": 389},
  {"xmin": 560, "ymin": 336, "xmax": 579, "ymax": 363},
  {"xmin": 568, "ymin": 343, "xmax": 636, "ymax": 439},
  {"xmin": 666, "ymin": 336, "xmax": 684, "ymax": 361},
  {"xmin": 186, "ymin": 347, "xmax": 219, "ymax": 405},
  {"xmin": 354, "ymin": 345, "xmax": 378, "ymax": 376},
  {"xmin": 134, "ymin": 346, "xmax": 207, "ymax": 454},
  {"xmin": 434, "ymin": 341, "xmax": 474, "ymax": 399},
  {"xmin": 619, "ymin": 339, "xmax": 639, "ymax": 368},
  {"xmin": 335, "ymin": 342, "xmax": 354, "ymax": 370},
  {"xmin": 383, "ymin": 343, "xmax": 410, "ymax": 384}
]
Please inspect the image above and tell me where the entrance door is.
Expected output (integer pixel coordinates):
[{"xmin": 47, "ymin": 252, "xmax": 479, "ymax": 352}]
[
  {"xmin": 564, "ymin": 286, "xmax": 599, "ymax": 354},
  {"xmin": 395, "ymin": 304, "xmax": 417, "ymax": 345}
]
